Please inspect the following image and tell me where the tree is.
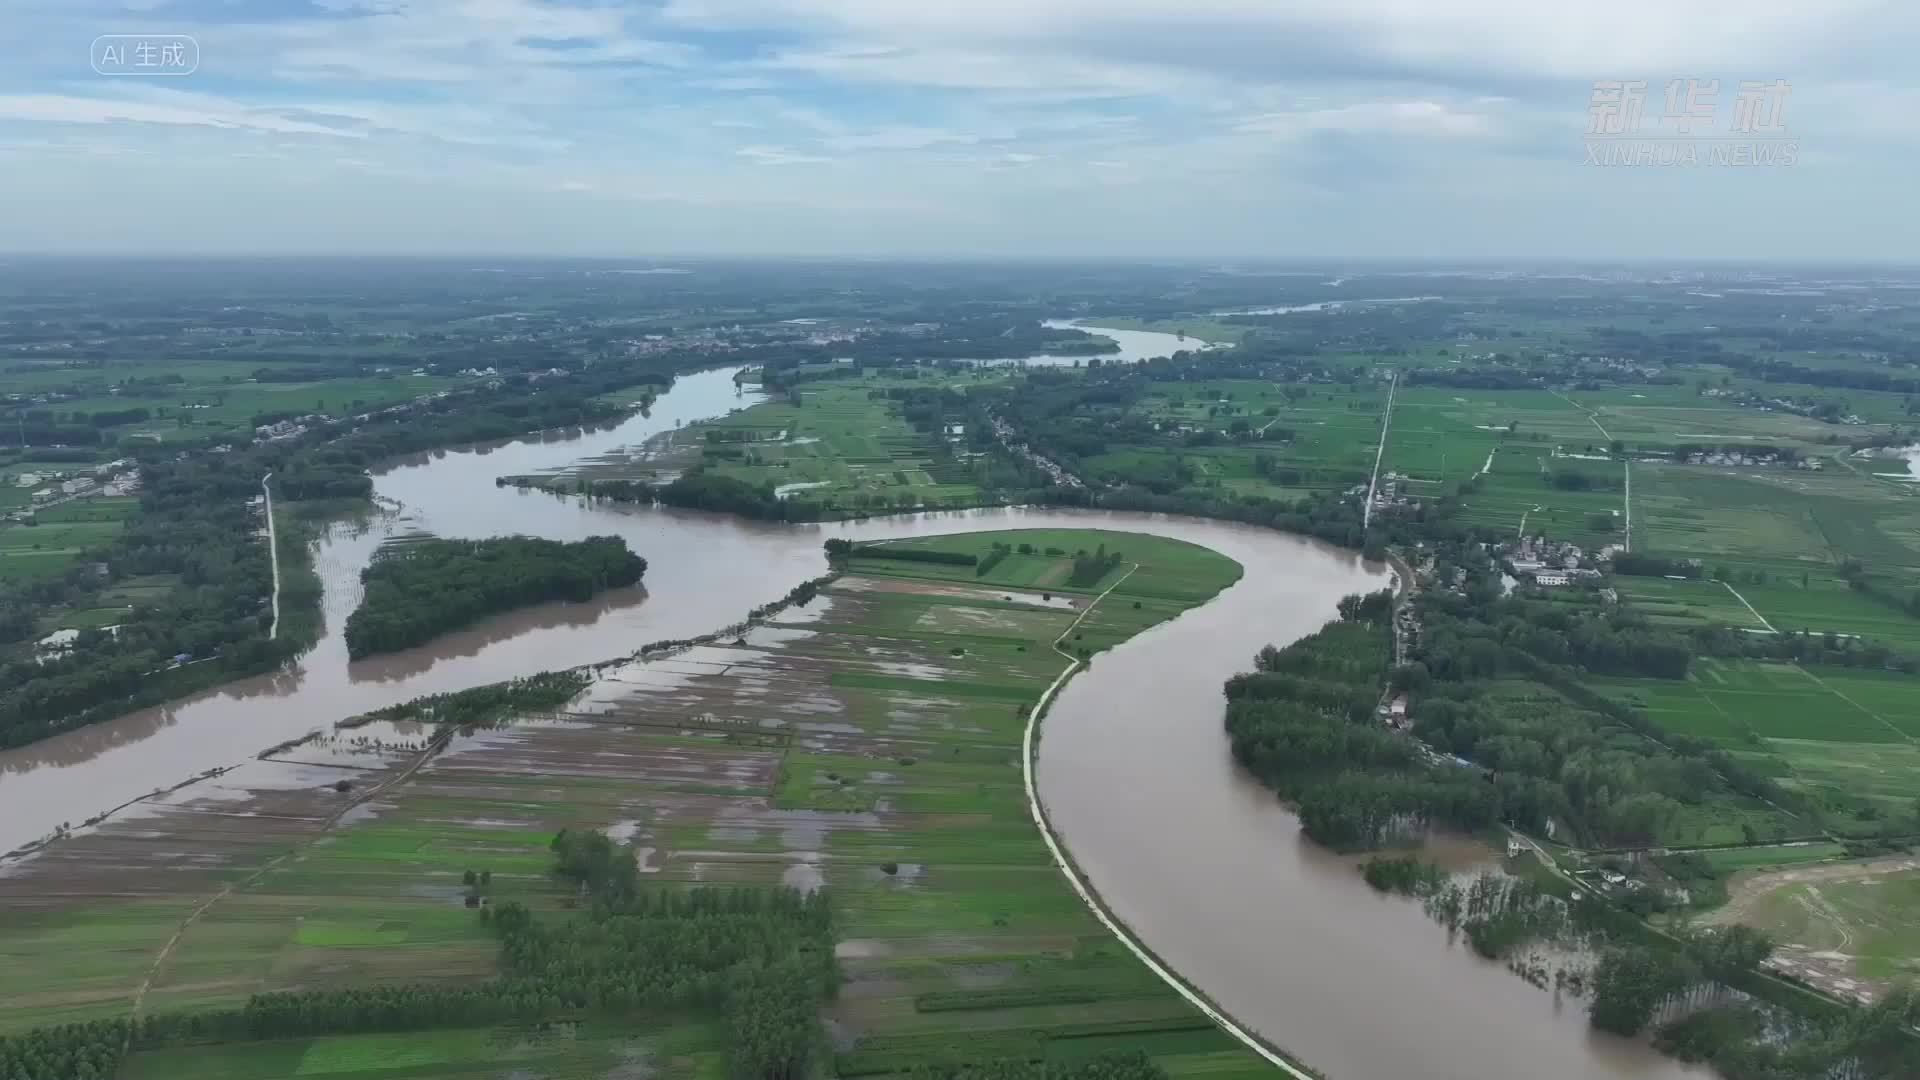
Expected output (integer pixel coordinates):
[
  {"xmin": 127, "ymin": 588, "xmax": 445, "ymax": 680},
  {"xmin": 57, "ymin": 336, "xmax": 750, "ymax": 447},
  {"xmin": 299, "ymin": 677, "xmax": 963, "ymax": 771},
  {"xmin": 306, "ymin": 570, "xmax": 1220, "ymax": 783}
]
[{"xmin": 1589, "ymin": 945, "xmax": 1696, "ymax": 1035}]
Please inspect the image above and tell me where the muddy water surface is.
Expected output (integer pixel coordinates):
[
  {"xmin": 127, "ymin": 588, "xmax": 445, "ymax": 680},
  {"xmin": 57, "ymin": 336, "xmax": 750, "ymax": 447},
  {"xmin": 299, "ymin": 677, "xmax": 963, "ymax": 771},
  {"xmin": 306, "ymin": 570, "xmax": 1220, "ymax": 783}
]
[
  {"xmin": 0, "ymin": 331, "xmax": 1701, "ymax": 1079},
  {"xmin": 1036, "ymin": 521, "xmax": 1704, "ymax": 1080}
]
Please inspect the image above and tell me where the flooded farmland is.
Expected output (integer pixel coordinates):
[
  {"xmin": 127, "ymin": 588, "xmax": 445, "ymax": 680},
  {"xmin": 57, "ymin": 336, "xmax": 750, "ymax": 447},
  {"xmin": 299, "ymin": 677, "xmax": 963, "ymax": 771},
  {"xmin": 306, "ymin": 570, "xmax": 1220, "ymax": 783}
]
[{"xmin": 0, "ymin": 332, "xmax": 1703, "ymax": 1078}]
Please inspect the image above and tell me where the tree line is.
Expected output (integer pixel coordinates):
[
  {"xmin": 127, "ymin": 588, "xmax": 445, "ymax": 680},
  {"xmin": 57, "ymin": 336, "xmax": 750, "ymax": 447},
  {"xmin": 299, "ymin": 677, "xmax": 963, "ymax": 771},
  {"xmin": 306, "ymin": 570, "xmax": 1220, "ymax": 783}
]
[
  {"xmin": 0, "ymin": 826, "xmax": 839, "ymax": 1080},
  {"xmin": 343, "ymin": 536, "xmax": 645, "ymax": 658},
  {"xmin": 0, "ymin": 373, "xmax": 636, "ymax": 751}
]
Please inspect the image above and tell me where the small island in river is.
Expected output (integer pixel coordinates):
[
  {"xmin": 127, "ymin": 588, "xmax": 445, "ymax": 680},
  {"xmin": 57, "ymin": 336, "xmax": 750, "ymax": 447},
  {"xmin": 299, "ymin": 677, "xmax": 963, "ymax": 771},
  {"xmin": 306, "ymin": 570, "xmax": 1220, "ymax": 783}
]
[{"xmin": 343, "ymin": 535, "xmax": 646, "ymax": 659}]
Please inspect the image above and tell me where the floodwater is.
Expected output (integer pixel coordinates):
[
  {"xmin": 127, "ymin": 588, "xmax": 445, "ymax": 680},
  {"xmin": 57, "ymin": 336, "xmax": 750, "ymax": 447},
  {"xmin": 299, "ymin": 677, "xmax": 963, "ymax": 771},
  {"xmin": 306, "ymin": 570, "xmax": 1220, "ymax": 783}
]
[
  {"xmin": 0, "ymin": 324, "xmax": 1205, "ymax": 853},
  {"xmin": 0, "ymin": 321, "xmax": 1700, "ymax": 1078},
  {"xmin": 1213, "ymin": 296, "xmax": 1444, "ymax": 316},
  {"xmin": 1036, "ymin": 523, "xmax": 1704, "ymax": 1079},
  {"xmin": 967, "ymin": 320, "xmax": 1224, "ymax": 366}
]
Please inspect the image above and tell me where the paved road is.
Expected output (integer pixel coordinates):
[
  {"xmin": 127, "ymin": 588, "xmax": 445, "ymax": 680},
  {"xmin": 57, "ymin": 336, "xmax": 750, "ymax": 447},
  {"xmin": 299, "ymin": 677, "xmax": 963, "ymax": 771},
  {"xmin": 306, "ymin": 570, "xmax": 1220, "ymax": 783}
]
[{"xmin": 262, "ymin": 472, "xmax": 281, "ymax": 639}]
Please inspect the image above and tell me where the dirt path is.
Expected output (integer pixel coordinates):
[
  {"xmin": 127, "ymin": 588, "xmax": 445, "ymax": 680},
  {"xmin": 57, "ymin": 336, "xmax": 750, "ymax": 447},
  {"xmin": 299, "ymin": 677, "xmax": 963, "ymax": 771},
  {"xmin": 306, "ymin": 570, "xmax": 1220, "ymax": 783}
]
[
  {"xmin": 1702, "ymin": 854, "xmax": 1920, "ymax": 928},
  {"xmin": 1720, "ymin": 580, "xmax": 1777, "ymax": 633},
  {"xmin": 263, "ymin": 472, "xmax": 281, "ymax": 639}
]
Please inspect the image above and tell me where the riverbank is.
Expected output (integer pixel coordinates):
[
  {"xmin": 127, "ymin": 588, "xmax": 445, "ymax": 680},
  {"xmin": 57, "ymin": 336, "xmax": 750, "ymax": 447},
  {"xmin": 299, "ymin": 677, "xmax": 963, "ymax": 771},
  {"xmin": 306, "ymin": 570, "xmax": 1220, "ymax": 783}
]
[{"xmin": 2, "ymin": 528, "xmax": 1289, "ymax": 1080}]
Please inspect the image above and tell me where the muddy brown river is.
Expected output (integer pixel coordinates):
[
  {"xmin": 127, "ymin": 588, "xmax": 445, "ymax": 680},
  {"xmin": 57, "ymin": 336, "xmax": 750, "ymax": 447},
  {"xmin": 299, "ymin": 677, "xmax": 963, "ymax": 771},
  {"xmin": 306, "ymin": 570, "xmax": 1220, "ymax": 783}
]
[{"xmin": 0, "ymin": 332, "xmax": 1703, "ymax": 1079}]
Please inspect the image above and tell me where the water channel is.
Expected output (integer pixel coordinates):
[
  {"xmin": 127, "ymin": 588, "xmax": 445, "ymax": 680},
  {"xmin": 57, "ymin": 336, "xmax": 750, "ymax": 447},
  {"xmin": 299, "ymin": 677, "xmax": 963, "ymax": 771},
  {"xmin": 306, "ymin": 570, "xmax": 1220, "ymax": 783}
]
[{"xmin": 0, "ymin": 324, "xmax": 1700, "ymax": 1079}]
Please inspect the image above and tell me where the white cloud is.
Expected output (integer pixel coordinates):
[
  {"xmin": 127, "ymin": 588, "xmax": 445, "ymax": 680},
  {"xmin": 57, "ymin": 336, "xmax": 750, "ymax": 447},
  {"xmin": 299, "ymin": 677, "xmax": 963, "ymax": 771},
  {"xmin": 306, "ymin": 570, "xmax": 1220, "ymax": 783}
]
[
  {"xmin": 665, "ymin": 0, "xmax": 1909, "ymax": 83},
  {"xmin": 1234, "ymin": 101, "xmax": 1496, "ymax": 139},
  {"xmin": 0, "ymin": 93, "xmax": 364, "ymax": 138},
  {"xmin": 823, "ymin": 126, "xmax": 980, "ymax": 151},
  {"xmin": 737, "ymin": 144, "xmax": 834, "ymax": 165}
]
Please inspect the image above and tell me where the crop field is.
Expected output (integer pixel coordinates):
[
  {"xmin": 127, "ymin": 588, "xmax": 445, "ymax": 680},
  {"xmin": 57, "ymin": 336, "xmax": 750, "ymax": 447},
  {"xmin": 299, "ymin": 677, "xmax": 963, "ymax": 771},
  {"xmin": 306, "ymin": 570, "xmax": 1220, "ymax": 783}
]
[
  {"xmin": 2, "ymin": 529, "xmax": 1272, "ymax": 1079},
  {"xmin": 120, "ymin": 1019, "xmax": 725, "ymax": 1080},
  {"xmin": 1121, "ymin": 380, "xmax": 1384, "ymax": 492},
  {"xmin": 1632, "ymin": 463, "xmax": 1920, "ymax": 576},
  {"xmin": 1590, "ymin": 657, "xmax": 1920, "ymax": 834},
  {"xmin": 686, "ymin": 379, "xmax": 1005, "ymax": 511},
  {"xmin": 22, "ymin": 368, "xmax": 462, "ymax": 445},
  {"xmin": 1455, "ymin": 445, "xmax": 1627, "ymax": 547},
  {"xmin": 1613, "ymin": 577, "xmax": 1771, "ymax": 631},
  {"xmin": 1082, "ymin": 445, "xmax": 1331, "ymax": 503},
  {"xmin": 1389, "ymin": 388, "xmax": 1604, "ymax": 459},
  {"xmin": 0, "ymin": 495, "xmax": 137, "ymax": 580},
  {"xmin": 1700, "ymin": 842, "xmax": 1848, "ymax": 873}
]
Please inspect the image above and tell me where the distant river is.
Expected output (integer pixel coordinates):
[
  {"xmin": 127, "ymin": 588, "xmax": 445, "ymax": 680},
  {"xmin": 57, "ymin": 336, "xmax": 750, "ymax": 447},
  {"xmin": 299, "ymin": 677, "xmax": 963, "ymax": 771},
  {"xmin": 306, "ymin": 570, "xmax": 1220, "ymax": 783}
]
[{"xmin": 0, "ymin": 321, "xmax": 1699, "ymax": 1079}]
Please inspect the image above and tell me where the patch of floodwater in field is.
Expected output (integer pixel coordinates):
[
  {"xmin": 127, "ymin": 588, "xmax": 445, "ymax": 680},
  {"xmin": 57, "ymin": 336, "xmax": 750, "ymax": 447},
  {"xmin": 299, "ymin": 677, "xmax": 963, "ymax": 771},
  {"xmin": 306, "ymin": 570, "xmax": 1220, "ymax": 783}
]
[
  {"xmin": 427, "ymin": 816, "xmax": 534, "ymax": 831},
  {"xmin": 783, "ymin": 852, "xmax": 825, "ymax": 893},
  {"xmin": 335, "ymin": 800, "xmax": 392, "ymax": 827},
  {"xmin": 797, "ymin": 722, "xmax": 865, "ymax": 738},
  {"xmin": 775, "ymin": 481, "xmax": 832, "ymax": 499},
  {"xmin": 865, "ymin": 660, "xmax": 951, "ymax": 679},
  {"xmin": 742, "ymin": 625, "xmax": 818, "ymax": 645},
  {"xmin": 869, "ymin": 861, "xmax": 923, "ymax": 885},
  {"xmin": 334, "ymin": 718, "xmax": 431, "ymax": 742},
  {"xmin": 837, "ymin": 577, "xmax": 1074, "ymax": 610}
]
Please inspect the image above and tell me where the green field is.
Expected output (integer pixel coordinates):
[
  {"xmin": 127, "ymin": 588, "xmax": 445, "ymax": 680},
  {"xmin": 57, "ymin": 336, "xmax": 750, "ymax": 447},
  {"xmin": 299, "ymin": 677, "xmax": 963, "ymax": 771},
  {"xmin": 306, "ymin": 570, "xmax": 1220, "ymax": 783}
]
[
  {"xmin": 7, "ymin": 529, "xmax": 1276, "ymax": 1080},
  {"xmin": 1706, "ymin": 860, "xmax": 1920, "ymax": 993},
  {"xmin": 1592, "ymin": 658, "xmax": 1920, "ymax": 836},
  {"xmin": 1700, "ymin": 842, "xmax": 1848, "ymax": 873},
  {"xmin": 0, "ymin": 496, "xmax": 137, "ymax": 580}
]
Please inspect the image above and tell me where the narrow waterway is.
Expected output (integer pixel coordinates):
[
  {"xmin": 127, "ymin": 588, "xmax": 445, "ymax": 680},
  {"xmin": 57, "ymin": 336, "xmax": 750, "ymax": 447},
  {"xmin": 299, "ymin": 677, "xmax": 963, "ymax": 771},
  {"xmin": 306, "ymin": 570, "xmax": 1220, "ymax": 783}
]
[{"xmin": 0, "ymin": 324, "xmax": 1701, "ymax": 1079}]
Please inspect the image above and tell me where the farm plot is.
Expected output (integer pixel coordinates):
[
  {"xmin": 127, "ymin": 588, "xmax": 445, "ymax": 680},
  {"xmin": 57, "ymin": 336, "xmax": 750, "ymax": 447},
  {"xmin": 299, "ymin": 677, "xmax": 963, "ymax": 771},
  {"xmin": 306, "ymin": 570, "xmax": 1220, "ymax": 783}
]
[
  {"xmin": 6, "ymin": 529, "xmax": 1267, "ymax": 1079},
  {"xmin": 689, "ymin": 379, "xmax": 998, "ymax": 511},
  {"xmin": 1631, "ymin": 463, "xmax": 1920, "ymax": 580},
  {"xmin": 1597, "ymin": 658, "xmax": 1920, "ymax": 835},
  {"xmin": 1615, "ymin": 577, "xmax": 1771, "ymax": 631}
]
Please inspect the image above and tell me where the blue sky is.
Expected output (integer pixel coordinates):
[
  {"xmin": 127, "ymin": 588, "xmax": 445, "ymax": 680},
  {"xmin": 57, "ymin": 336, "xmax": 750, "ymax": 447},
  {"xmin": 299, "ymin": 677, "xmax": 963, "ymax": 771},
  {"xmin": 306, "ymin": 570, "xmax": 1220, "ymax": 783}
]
[{"xmin": 2, "ymin": 0, "xmax": 1915, "ymax": 258}]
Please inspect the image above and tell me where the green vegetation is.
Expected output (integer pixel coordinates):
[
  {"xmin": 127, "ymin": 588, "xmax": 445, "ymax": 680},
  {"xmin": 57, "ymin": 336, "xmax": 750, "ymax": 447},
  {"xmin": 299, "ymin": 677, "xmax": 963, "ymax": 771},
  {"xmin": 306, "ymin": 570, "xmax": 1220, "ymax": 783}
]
[
  {"xmin": 0, "ymin": 530, "xmax": 1262, "ymax": 1080},
  {"xmin": 344, "ymin": 536, "xmax": 646, "ymax": 658},
  {"xmin": 513, "ymin": 375, "xmax": 1036, "ymax": 520}
]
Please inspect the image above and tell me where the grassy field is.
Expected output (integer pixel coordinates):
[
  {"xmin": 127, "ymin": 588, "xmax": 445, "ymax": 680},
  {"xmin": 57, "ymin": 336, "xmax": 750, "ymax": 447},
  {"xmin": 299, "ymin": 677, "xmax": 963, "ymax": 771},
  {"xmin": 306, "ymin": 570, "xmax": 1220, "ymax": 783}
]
[
  {"xmin": 1, "ymin": 363, "xmax": 463, "ymax": 447},
  {"xmin": 1698, "ymin": 855, "xmax": 1920, "ymax": 1000},
  {"xmin": 0, "ymin": 495, "xmax": 137, "ymax": 581},
  {"xmin": 1093, "ymin": 379, "xmax": 1383, "ymax": 501},
  {"xmin": 6, "ymin": 528, "xmax": 1276, "ymax": 1079},
  {"xmin": 1589, "ymin": 657, "xmax": 1920, "ymax": 836},
  {"xmin": 553, "ymin": 375, "xmax": 1012, "ymax": 514}
]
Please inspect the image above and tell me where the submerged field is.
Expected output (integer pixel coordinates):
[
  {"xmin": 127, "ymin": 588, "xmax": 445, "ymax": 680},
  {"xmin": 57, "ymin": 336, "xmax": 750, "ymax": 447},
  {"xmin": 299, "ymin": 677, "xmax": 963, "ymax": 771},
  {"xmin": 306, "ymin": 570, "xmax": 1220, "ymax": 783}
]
[{"xmin": 0, "ymin": 529, "xmax": 1279, "ymax": 1079}]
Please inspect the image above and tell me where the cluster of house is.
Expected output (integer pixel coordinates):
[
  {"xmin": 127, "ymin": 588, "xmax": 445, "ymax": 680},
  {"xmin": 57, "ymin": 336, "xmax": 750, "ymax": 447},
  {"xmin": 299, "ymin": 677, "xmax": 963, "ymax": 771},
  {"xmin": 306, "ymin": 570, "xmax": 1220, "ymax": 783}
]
[
  {"xmin": 253, "ymin": 416, "xmax": 324, "ymax": 442},
  {"xmin": 1503, "ymin": 536, "xmax": 1604, "ymax": 588},
  {"xmin": 619, "ymin": 322, "xmax": 876, "ymax": 358},
  {"xmin": 7, "ymin": 460, "xmax": 139, "ymax": 520},
  {"xmin": 987, "ymin": 414, "xmax": 1082, "ymax": 488},
  {"xmin": 1670, "ymin": 446, "xmax": 1821, "ymax": 470},
  {"xmin": 1699, "ymin": 387, "xmax": 1865, "ymax": 425}
]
